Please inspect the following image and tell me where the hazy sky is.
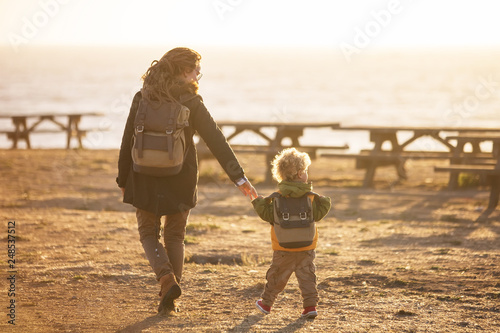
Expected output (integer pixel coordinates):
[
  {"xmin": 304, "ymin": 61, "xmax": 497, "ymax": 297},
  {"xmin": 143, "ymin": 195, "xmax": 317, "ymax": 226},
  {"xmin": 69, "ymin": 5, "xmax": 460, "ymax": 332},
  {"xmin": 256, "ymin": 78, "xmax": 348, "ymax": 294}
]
[{"xmin": 1, "ymin": 0, "xmax": 500, "ymax": 50}]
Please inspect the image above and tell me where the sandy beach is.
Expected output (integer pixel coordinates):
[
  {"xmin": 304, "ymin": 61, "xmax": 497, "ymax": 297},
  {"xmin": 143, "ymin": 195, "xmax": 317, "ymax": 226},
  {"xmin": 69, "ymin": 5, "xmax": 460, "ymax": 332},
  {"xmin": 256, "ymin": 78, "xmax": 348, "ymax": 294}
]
[{"xmin": 1, "ymin": 149, "xmax": 499, "ymax": 333}]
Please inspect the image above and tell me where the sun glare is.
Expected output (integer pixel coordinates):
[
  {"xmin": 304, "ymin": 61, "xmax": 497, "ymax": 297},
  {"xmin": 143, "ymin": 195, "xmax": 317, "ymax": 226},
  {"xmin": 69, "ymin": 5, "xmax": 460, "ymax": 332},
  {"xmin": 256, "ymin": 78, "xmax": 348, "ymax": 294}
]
[{"xmin": 1, "ymin": 0, "xmax": 500, "ymax": 49}]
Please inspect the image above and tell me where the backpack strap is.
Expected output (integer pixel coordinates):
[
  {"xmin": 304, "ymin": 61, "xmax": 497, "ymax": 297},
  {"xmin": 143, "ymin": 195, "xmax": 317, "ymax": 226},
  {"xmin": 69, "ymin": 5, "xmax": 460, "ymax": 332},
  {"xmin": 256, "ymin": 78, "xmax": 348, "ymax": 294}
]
[
  {"xmin": 177, "ymin": 93, "xmax": 198, "ymax": 149},
  {"xmin": 306, "ymin": 191, "xmax": 320, "ymax": 200},
  {"xmin": 264, "ymin": 192, "xmax": 280, "ymax": 225},
  {"xmin": 165, "ymin": 103, "xmax": 178, "ymax": 160},
  {"xmin": 135, "ymin": 100, "xmax": 147, "ymax": 158}
]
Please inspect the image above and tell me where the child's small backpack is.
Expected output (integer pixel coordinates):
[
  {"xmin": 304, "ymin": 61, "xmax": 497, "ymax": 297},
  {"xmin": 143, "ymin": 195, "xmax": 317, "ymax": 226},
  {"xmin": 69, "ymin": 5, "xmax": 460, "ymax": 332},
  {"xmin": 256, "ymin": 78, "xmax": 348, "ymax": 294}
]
[
  {"xmin": 269, "ymin": 192, "xmax": 316, "ymax": 249},
  {"xmin": 131, "ymin": 94, "xmax": 191, "ymax": 177}
]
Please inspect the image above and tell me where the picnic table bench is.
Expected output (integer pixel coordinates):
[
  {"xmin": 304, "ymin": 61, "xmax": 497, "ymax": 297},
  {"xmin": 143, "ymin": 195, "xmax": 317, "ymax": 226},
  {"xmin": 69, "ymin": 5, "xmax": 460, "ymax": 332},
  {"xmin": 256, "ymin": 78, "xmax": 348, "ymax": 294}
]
[
  {"xmin": 0, "ymin": 112, "xmax": 105, "ymax": 149},
  {"xmin": 322, "ymin": 126, "xmax": 500, "ymax": 187},
  {"xmin": 441, "ymin": 133, "xmax": 500, "ymax": 188},
  {"xmin": 196, "ymin": 121, "xmax": 348, "ymax": 183}
]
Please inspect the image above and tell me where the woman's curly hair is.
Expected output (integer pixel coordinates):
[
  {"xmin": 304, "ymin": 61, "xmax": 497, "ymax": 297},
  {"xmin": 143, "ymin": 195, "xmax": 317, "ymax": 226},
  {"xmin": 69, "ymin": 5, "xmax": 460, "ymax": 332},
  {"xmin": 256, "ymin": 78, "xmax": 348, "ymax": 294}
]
[
  {"xmin": 271, "ymin": 148, "xmax": 311, "ymax": 182},
  {"xmin": 142, "ymin": 47, "xmax": 201, "ymax": 102}
]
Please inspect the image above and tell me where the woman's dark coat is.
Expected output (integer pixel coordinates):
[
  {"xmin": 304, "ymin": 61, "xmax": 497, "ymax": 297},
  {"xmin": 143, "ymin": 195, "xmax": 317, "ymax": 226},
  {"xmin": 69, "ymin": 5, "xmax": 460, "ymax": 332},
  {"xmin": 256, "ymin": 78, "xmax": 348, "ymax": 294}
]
[{"xmin": 117, "ymin": 89, "xmax": 245, "ymax": 216}]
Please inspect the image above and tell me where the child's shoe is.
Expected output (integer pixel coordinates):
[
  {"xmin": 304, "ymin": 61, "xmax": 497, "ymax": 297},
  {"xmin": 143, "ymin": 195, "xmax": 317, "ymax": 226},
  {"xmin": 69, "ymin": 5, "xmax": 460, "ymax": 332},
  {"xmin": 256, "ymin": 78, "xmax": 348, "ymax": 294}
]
[
  {"xmin": 301, "ymin": 306, "xmax": 318, "ymax": 319},
  {"xmin": 255, "ymin": 299, "xmax": 271, "ymax": 315}
]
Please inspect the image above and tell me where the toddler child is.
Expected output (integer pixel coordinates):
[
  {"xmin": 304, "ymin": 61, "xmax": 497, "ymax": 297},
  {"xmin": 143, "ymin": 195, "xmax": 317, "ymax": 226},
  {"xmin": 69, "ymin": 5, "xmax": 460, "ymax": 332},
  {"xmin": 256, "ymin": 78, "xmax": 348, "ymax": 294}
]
[{"xmin": 252, "ymin": 148, "xmax": 331, "ymax": 319}]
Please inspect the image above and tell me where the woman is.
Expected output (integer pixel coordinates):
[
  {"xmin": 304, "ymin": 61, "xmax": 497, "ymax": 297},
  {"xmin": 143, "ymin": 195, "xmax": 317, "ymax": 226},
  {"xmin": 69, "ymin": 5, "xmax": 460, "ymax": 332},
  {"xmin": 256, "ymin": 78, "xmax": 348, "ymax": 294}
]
[{"xmin": 116, "ymin": 47, "xmax": 257, "ymax": 314}]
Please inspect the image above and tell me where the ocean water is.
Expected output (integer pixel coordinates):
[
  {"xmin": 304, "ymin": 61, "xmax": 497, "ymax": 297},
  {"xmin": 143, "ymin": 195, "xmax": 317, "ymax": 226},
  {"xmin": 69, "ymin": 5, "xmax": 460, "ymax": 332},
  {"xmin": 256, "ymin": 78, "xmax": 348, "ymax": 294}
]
[{"xmin": 0, "ymin": 46, "xmax": 499, "ymax": 151}]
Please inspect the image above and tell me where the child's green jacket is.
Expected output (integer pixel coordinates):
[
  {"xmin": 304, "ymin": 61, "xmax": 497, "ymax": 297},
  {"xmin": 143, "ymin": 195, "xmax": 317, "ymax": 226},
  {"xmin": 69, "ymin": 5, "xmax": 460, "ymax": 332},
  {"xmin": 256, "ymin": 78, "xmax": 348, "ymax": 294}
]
[{"xmin": 252, "ymin": 181, "xmax": 331, "ymax": 251}]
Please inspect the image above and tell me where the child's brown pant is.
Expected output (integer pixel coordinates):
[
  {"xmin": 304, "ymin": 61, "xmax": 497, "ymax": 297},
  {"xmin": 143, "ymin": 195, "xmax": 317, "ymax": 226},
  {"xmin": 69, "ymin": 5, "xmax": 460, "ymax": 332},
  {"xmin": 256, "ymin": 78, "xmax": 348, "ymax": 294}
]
[
  {"xmin": 261, "ymin": 250, "xmax": 318, "ymax": 308},
  {"xmin": 136, "ymin": 208, "xmax": 189, "ymax": 282}
]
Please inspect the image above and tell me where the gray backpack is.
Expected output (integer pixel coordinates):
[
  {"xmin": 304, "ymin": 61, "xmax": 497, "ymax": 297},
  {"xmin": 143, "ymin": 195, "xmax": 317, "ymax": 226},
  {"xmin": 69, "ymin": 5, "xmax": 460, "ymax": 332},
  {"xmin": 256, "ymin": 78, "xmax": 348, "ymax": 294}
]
[
  {"xmin": 269, "ymin": 192, "xmax": 316, "ymax": 248},
  {"xmin": 131, "ymin": 94, "xmax": 191, "ymax": 177}
]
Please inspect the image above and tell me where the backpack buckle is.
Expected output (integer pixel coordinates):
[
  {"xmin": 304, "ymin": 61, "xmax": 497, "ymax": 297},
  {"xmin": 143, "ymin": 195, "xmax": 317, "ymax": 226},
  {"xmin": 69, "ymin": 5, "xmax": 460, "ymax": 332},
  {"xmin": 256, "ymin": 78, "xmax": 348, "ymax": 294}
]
[
  {"xmin": 166, "ymin": 129, "xmax": 173, "ymax": 135},
  {"xmin": 300, "ymin": 212, "xmax": 308, "ymax": 220},
  {"xmin": 137, "ymin": 125, "xmax": 144, "ymax": 133},
  {"xmin": 282, "ymin": 213, "xmax": 289, "ymax": 221}
]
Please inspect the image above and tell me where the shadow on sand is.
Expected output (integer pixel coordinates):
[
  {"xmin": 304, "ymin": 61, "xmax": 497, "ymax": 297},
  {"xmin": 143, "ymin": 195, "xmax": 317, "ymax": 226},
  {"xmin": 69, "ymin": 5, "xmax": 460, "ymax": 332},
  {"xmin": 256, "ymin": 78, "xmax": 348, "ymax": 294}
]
[
  {"xmin": 228, "ymin": 314, "xmax": 312, "ymax": 333},
  {"xmin": 116, "ymin": 313, "xmax": 172, "ymax": 333},
  {"xmin": 228, "ymin": 314, "xmax": 264, "ymax": 332}
]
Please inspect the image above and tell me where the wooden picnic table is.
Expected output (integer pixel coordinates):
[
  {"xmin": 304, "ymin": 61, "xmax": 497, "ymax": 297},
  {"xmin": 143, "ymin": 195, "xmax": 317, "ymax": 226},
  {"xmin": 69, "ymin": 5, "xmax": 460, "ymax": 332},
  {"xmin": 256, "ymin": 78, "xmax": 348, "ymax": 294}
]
[
  {"xmin": 326, "ymin": 126, "xmax": 500, "ymax": 187},
  {"xmin": 445, "ymin": 133, "xmax": 500, "ymax": 156},
  {"xmin": 434, "ymin": 133, "xmax": 500, "ymax": 219},
  {"xmin": 0, "ymin": 112, "xmax": 104, "ymax": 149},
  {"xmin": 441, "ymin": 133, "xmax": 500, "ymax": 189},
  {"xmin": 216, "ymin": 121, "xmax": 341, "ymax": 147},
  {"xmin": 197, "ymin": 121, "xmax": 345, "ymax": 183},
  {"xmin": 335, "ymin": 126, "xmax": 500, "ymax": 151}
]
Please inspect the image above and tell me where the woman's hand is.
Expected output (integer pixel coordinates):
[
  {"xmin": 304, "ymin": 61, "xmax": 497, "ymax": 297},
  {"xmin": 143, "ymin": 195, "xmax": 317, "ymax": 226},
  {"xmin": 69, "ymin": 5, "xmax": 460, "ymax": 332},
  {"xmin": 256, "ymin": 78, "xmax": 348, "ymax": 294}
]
[{"xmin": 238, "ymin": 181, "xmax": 258, "ymax": 200}]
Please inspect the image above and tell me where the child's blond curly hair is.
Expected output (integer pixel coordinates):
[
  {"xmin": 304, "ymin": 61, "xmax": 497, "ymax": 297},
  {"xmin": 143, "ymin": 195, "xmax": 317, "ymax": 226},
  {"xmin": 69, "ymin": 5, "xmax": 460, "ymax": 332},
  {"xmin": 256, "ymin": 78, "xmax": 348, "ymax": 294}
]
[{"xmin": 271, "ymin": 148, "xmax": 311, "ymax": 182}]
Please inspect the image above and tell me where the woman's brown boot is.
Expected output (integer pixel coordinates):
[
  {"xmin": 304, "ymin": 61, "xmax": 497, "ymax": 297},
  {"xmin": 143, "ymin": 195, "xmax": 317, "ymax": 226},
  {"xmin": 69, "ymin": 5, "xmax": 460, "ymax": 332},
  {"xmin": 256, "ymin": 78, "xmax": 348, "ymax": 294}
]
[{"xmin": 158, "ymin": 273, "xmax": 181, "ymax": 313}]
